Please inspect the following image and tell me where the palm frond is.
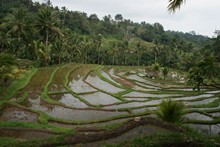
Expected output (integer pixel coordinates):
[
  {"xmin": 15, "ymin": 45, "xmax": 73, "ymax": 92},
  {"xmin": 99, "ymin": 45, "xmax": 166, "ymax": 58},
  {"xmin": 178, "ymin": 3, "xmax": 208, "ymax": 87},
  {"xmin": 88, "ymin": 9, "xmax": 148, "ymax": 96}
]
[{"xmin": 168, "ymin": 0, "xmax": 186, "ymax": 13}]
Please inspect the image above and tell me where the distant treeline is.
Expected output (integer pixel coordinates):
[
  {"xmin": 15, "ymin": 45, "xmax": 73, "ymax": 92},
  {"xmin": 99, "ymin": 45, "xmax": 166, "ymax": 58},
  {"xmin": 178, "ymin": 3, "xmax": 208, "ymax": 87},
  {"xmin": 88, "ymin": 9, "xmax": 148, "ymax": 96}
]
[{"xmin": 0, "ymin": 0, "xmax": 219, "ymax": 69}]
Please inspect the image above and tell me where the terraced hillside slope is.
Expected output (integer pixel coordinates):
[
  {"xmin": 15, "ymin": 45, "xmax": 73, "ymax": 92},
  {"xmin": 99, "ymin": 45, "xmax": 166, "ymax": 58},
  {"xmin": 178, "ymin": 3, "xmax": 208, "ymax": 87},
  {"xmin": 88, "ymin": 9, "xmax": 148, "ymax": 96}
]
[{"xmin": 1, "ymin": 63, "xmax": 220, "ymax": 146}]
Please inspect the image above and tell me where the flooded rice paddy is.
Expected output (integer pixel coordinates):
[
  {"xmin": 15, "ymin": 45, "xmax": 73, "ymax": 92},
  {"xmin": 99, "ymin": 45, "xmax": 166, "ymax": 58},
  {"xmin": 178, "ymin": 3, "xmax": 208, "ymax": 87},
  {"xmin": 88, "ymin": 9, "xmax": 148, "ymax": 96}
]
[{"xmin": 1, "ymin": 63, "xmax": 220, "ymax": 138}]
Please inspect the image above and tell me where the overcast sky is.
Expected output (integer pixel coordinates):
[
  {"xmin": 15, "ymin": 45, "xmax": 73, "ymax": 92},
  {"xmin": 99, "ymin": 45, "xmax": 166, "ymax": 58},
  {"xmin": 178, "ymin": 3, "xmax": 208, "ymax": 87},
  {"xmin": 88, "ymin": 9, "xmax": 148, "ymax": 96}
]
[{"xmin": 33, "ymin": 0, "xmax": 220, "ymax": 37}]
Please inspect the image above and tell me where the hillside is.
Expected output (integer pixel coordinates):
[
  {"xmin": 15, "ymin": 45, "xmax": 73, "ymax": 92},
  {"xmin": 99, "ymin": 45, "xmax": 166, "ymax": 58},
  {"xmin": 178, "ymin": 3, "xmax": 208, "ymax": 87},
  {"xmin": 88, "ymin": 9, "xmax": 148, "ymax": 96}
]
[{"xmin": 0, "ymin": 0, "xmax": 212, "ymax": 69}]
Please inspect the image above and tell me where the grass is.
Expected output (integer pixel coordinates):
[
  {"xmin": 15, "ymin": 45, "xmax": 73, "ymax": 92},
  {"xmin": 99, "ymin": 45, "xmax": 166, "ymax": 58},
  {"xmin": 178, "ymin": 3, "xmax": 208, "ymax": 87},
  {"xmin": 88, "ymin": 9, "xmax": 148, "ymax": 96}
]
[
  {"xmin": 98, "ymin": 122, "xmax": 124, "ymax": 130},
  {"xmin": 1, "ymin": 68, "xmax": 37, "ymax": 105},
  {"xmin": 0, "ymin": 121, "xmax": 73, "ymax": 134},
  {"xmin": 0, "ymin": 137, "xmax": 19, "ymax": 146},
  {"xmin": 0, "ymin": 135, "xmax": 67, "ymax": 147},
  {"xmin": 109, "ymin": 127, "xmax": 218, "ymax": 147},
  {"xmin": 10, "ymin": 91, "xmax": 29, "ymax": 104}
]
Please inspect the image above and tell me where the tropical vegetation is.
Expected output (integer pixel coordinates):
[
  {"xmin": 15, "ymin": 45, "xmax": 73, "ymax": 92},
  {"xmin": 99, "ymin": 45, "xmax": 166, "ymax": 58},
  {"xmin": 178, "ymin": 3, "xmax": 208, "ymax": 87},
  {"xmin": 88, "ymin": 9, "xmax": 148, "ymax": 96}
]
[
  {"xmin": 156, "ymin": 99, "xmax": 185, "ymax": 123},
  {"xmin": 0, "ymin": 0, "xmax": 219, "ymax": 89}
]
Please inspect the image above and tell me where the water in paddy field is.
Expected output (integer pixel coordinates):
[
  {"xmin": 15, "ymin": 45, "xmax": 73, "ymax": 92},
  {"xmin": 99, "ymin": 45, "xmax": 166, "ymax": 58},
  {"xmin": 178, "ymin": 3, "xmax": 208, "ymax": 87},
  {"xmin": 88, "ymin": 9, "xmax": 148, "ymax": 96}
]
[
  {"xmin": 80, "ymin": 92, "xmax": 121, "ymax": 105},
  {"xmin": 85, "ymin": 71, "xmax": 124, "ymax": 94},
  {"xmin": 28, "ymin": 97, "xmax": 128, "ymax": 121},
  {"xmin": 69, "ymin": 78, "xmax": 97, "ymax": 93},
  {"xmin": 184, "ymin": 113, "xmax": 213, "ymax": 121},
  {"xmin": 100, "ymin": 70, "xmax": 122, "ymax": 86},
  {"xmin": 59, "ymin": 93, "xmax": 88, "ymax": 108},
  {"xmin": 104, "ymin": 99, "xmax": 163, "ymax": 109},
  {"xmin": 126, "ymin": 74, "xmax": 164, "ymax": 87},
  {"xmin": 184, "ymin": 97, "xmax": 219, "ymax": 106},
  {"xmin": 3, "ymin": 64, "xmax": 220, "ymax": 140},
  {"xmin": 123, "ymin": 91, "xmax": 181, "ymax": 98},
  {"xmin": 174, "ymin": 94, "xmax": 214, "ymax": 101}
]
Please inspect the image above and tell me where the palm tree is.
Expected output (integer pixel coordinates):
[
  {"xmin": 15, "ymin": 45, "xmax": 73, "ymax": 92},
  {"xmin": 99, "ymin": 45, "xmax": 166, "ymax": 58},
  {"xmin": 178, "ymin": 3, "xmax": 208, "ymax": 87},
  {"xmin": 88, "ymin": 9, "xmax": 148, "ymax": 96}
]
[
  {"xmin": 35, "ymin": 7, "xmax": 64, "ymax": 46},
  {"xmin": 3, "ymin": 8, "xmax": 28, "ymax": 42},
  {"xmin": 33, "ymin": 40, "xmax": 52, "ymax": 66},
  {"xmin": 168, "ymin": 0, "xmax": 186, "ymax": 12}
]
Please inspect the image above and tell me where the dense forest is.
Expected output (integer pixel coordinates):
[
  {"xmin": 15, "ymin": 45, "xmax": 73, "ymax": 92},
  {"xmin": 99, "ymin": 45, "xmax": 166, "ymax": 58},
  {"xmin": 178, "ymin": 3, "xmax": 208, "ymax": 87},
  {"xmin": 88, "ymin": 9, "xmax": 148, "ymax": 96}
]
[{"xmin": 0, "ymin": 0, "xmax": 220, "ymax": 89}]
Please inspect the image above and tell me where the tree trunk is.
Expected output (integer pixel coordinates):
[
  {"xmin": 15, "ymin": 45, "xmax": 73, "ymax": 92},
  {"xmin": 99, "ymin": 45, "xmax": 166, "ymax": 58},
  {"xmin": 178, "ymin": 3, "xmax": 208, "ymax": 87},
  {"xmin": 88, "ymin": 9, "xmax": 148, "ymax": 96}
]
[
  {"xmin": 46, "ymin": 30, "xmax": 49, "ymax": 46},
  {"xmin": 112, "ymin": 55, "xmax": 115, "ymax": 65}
]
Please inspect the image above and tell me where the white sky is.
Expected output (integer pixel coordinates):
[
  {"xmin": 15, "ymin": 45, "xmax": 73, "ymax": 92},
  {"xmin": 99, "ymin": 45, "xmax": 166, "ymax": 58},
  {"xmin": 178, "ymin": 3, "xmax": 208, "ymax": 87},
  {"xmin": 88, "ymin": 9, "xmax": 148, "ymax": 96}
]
[{"xmin": 33, "ymin": 0, "xmax": 220, "ymax": 37}]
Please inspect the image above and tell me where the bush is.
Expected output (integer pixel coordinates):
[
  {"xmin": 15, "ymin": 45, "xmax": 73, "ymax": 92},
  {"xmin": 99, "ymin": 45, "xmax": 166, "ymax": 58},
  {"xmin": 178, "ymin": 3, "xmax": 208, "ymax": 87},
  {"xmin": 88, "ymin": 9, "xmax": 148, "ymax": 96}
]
[
  {"xmin": 156, "ymin": 99, "xmax": 184, "ymax": 123},
  {"xmin": 162, "ymin": 67, "xmax": 169, "ymax": 79}
]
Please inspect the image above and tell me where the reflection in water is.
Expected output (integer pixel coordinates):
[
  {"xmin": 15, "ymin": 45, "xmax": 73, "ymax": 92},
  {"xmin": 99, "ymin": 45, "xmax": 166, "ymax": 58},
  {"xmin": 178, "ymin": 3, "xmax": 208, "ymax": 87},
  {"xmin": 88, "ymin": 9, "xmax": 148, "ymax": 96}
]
[
  {"xmin": 124, "ymin": 92, "xmax": 181, "ymax": 98},
  {"xmin": 127, "ymin": 74, "xmax": 163, "ymax": 87},
  {"xmin": 104, "ymin": 99, "xmax": 163, "ymax": 109},
  {"xmin": 80, "ymin": 92, "xmax": 121, "ymax": 105},
  {"xmin": 29, "ymin": 97, "xmax": 128, "ymax": 121},
  {"xmin": 100, "ymin": 70, "xmax": 122, "ymax": 86},
  {"xmin": 184, "ymin": 113, "xmax": 213, "ymax": 121},
  {"xmin": 59, "ymin": 93, "xmax": 88, "ymax": 108},
  {"xmin": 69, "ymin": 78, "xmax": 97, "ymax": 93},
  {"xmin": 86, "ymin": 71, "xmax": 124, "ymax": 94},
  {"xmin": 174, "ymin": 94, "xmax": 214, "ymax": 101},
  {"xmin": 184, "ymin": 97, "xmax": 219, "ymax": 106}
]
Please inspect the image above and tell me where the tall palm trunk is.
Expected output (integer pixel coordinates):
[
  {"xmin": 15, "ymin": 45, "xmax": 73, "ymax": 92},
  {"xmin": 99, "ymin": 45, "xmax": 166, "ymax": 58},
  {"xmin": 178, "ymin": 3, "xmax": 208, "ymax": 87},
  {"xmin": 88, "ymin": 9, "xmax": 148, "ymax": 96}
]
[{"xmin": 46, "ymin": 29, "xmax": 49, "ymax": 46}]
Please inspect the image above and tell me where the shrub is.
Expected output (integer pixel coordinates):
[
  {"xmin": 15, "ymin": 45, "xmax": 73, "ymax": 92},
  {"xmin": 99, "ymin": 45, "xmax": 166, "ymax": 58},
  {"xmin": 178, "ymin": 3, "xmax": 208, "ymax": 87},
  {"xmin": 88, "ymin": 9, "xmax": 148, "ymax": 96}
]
[
  {"xmin": 156, "ymin": 99, "xmax": 184, "ymax": 123},
  {"xmin": 162, "ymin": 67, "xmax": 169, "ymax": 79}
]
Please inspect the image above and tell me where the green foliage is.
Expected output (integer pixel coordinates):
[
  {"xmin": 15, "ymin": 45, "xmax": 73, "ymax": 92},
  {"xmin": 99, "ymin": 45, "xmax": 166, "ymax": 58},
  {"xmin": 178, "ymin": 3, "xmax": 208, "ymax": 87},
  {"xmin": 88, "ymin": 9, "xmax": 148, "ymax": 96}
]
[
  {"xmin": 162, "ymin": 67, "xmax": 169, "ymax": 79},
  {"xmin": 1, "ymin": 67, "xmax": 37, "ymax": 105},
  {"xmin": 0, "ymin": 121, "xmax": 73, "ymax": 133},
  {"xmin": 0, "ymin": 53, "xmax": 18, "ymax": 85},
  {"xmin": 168, "ymin": 0, "xmax": 186, "ymax": 12},
  {"xmin": 33, "ymin": 40, "xmax": 52, "ymax": 67},
  {"xmin": 188, "ymin": 55, "xmax": 220, "ymax": 91},
  {"xmin": 152, "ymin": 63, "xmax": 160, "ymax": 72},
  {"xmin": 0, "ymin": 137, "xmax": 19, "ymax": 147},
  {"xmin": 156, "ymin": 99, "xmax": 185, "ymax": 123},
  {"xmin": 0, "ymin": 0, "xmax": 215, "ymax": 70},
  {"xmin": 111, "ymin": 127, "xmax": 216, "ymax": 147}
]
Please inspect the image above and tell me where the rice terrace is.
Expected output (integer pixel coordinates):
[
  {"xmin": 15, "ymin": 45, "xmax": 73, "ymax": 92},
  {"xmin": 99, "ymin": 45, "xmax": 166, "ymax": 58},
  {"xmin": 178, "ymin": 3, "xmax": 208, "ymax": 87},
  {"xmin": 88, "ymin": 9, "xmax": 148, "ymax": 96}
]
[{"xmin": 1, "ymin": 63, "xmax": 220, "ymax": 146}]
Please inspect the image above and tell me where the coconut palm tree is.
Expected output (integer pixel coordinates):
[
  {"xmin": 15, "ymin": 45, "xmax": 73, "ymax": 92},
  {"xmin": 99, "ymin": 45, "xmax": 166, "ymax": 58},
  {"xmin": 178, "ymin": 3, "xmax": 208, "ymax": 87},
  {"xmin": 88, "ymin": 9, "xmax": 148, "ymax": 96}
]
[
  {"xmin": 3, "ymin": 8, "xmax": 29, "ymax": 42},
  {"xmin": 35, "ymin": 7, "xmax": 64, "ymax": 46},
  {"xmin": 33, "ymin": 40, "xmax": 52, "ymax": 66},
  {"xmin": 168, "ymin": 0, "xmax": 186, "ymax": 12}
]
